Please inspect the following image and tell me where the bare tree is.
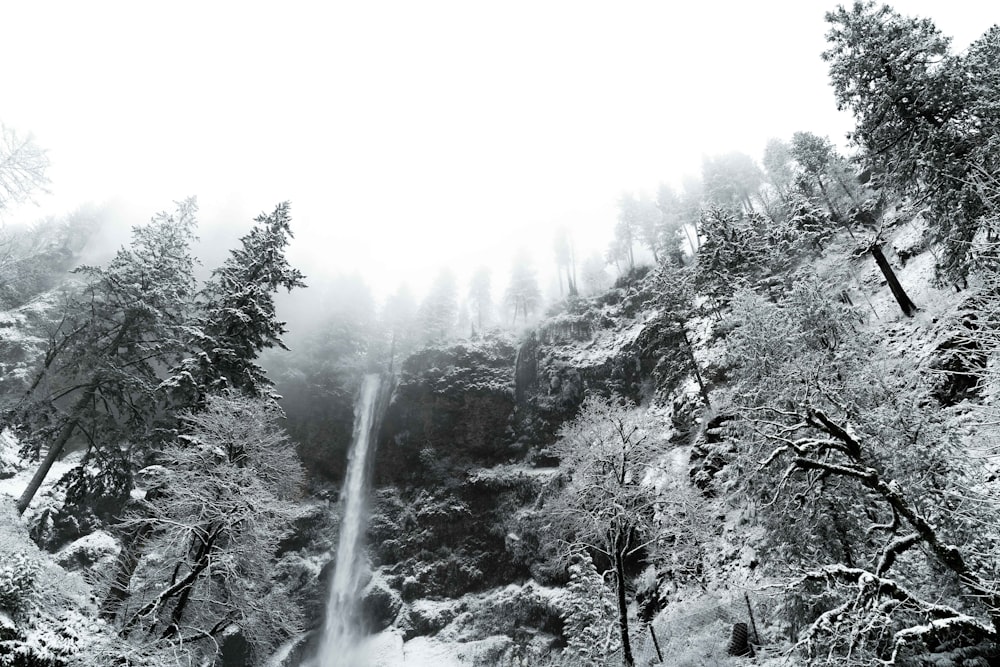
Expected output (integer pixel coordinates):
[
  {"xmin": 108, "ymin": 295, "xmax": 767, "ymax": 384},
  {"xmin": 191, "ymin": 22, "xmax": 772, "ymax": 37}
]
[
  {"xmin": 0, "ymin": 124, "xmax": 50, "ymax": 213},
  {"xmin": 751, "ymin": 405, "xmax": 1000, "ymax": 663},
  {"xmin": 116, "ymin": 392, "xmax": 304, "ymax": 663},
  {"xmin": 546, "ymin": 396, "xmax": 659, "ymax": 667}
]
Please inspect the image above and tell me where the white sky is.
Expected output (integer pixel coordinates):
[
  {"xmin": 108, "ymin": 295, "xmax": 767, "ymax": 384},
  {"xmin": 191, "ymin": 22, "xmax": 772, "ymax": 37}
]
[{"xmin": 2, "ymin": 1, "xmax": 996, "ymax": 302}]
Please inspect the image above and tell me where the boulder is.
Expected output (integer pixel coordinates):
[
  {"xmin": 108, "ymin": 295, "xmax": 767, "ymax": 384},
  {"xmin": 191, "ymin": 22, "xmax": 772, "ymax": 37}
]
[
  {"xmin": 360, "ymin": 573, "xmax": 402, "ymax": 632},
  {"xmin": 55, "ymin": 530, "xmax": 120, "ymax": 571},
  {"xmin": 405, "ymin": 599, "xmax": 459, "ymax": 639}
]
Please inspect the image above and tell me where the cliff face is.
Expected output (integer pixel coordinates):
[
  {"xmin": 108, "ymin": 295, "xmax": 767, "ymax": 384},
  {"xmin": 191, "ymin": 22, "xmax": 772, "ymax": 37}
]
[
  {"xmin": 355, "ymin": 271, "xmax": 688, "ymax": 610},
  {"xmin": 375, "ymin": 336, "xmax": 520, "ymax": 487},
  {"xmin": 275, "ymin": 270, "xmax": 700, "ymax": 664},
  {"xmin": 375, "ymin": 271, "xmax": 673, "ymax": 490},
  {"xmin": 511, "ymin": 279, "xmax": 665, "ymax": 456}
]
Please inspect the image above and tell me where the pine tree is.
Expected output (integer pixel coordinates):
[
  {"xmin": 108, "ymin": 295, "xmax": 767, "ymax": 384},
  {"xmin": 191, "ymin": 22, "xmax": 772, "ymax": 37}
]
[
  {"xmin": 553, "ymin": 227, "xmax": 577, "ymax": 296},
  {"xmin": 417, "ymin": 269, "xmax": 458, "ymax": 344},
  {"xmin": 614, "ymin": 193, "xmax": 640, "ymax": 272},
  {"xmin": 504, "ymin": 250, "xmax": 541, "ymax": 326},
  {"xmin": 14, "ymin": 199, "xmax": 199, "ymax": 515},
  {"xmin": 702, "ymin": 152, "xmax": 763, "ymax": 214},
  {"xmin": 468, "ymin": 267, "xmax": 493, "ymax": 333},
  {"xmin": 163, "ymin": 201, "xmax": 305, "ymax": 405},
  {"xmin": 381, "ymin": 284, "xmax": 418, "ymax": 370},
  {"xmin": 823, "ymin": 2, "xmax": 1000, "ymax": 279}
]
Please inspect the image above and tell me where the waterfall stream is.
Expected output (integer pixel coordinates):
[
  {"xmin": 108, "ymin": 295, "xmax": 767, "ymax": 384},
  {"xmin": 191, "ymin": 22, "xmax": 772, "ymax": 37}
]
[{"xmin": 313, "ymin": 373, "xmax": 382, "ymax": 665}]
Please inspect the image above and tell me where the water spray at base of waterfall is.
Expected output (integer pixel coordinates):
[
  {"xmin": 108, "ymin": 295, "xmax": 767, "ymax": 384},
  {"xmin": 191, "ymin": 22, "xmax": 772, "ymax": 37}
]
[{"xmin": 309, "ymin": 374, "xmax": 383, "ymax": 666}]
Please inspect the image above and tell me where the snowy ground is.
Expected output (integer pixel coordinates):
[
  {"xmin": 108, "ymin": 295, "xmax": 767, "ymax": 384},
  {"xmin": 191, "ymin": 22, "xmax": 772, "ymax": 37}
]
[{"xmin": 0, "ymin": 429, "xmax": 81, "ymax": 516}]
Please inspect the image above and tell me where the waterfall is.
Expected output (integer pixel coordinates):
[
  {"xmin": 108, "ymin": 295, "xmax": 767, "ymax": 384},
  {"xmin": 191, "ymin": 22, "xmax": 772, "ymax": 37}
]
[{"xmin": 313, "ymin": 373, "xmax": 383, "ymax": 666}]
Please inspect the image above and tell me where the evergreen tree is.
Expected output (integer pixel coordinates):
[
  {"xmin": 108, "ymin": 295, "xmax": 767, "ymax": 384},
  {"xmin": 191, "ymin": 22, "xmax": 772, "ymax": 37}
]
[
  {"xmin": 646, "ymin": 265, "xmax": 710, "ymax": 405},
  {"xmin": 13, "ymin": 199, "xmax": 199, "ymax": 515},
  {"xmin": 417, "ymin": 269, "xmax": 458, "ymax": 344},
  {"xmin": 103, "ymin": 203, "xmax": 306, "ymax": 624},
  {"xmin": 553, "ymin": 227, "xmax": 577, "ymax": 296},
  {"xmin": 614, "ymin": 193, "xmax": 640, "ymax": 271},
  {"xmin": 789, "ymin": 131, "xmax": 859, "ymax": 220},
  {"xmin": 654, "ymin": 184, "xmax": 688, "ymax": 266},
  {"xmin": 823, "ymin": 2, "xmax": 1000, "ymax": 279},
  {"xmin": 381, "ymin": 284, "xmax": 418, "ymax": 369},
  {"xmin": 164, "ymin": 201, "xmax": 305, "ymax": 405},
  {"xmin": 468, "ymin": 267, "xmax": 493, "ymax": 334},
  {"xmin": 762, "ymin": 138, "xmax": 796, "ymax": 204},
  {"xmin": 702, "ymin": 151, "xmax": 763, "ymax": 214},
  {"xmin": 580, "ymin": 252, "xmax": 611, "ymax": 295},
  {"xmin": 634, "ymin": 193, "xmax": 663, "ymax": 264},
  {"xmin": 504, "ymin": 250, "xmax": 541, "ymax": 326}
]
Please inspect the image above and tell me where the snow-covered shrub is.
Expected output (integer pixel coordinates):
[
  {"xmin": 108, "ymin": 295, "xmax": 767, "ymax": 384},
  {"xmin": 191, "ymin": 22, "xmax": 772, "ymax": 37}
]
[
  {"xmin": 0, "ymin": 552, "xmax": 38, "ymax": 613},
  {"xmin": 0, "ymin": 429, "xmax": 23, "ymax": 479},
  {"xmin": 558, "ymin": 556, "xmax": 619, "ymax": 665}
]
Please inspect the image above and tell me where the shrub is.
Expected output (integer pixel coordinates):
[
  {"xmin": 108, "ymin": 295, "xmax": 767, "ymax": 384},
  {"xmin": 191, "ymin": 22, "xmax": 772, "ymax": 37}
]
[{"xmin": 0, "ymin": 553, "xmax": 38, "ymax": 613}]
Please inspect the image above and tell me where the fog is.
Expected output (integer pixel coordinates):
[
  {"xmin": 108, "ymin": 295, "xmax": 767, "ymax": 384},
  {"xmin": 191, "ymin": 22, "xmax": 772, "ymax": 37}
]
[{"xmin": 2, "ymin": 0, "xmax": 995, "ymax": 313}]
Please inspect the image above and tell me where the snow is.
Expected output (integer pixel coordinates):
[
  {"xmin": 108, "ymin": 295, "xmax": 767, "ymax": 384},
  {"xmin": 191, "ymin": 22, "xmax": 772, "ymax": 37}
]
[
  {"xmin": 0, "ymin": 442, "xmax": 82, "ymax": 515},
  {"xmin": 55, "ymin": 530, "xmax": 120, "ymax": 570},
  {"xmin": 338, "ymin": 631, "xmax": 516, "ymax": 667},
  {"xmin": 0, "ymin": 428, "xmax": 23, "ymax": 479},
  {"xmin": 402, "ymin": 636, "xmax": 466, "ymax": 667},
  {"xmin": 564, "ymin": 313, "xmax": 648, "ymax": 368},
  {"xmin": 296, "ymin": 630, "xmax": 508, "ymax": 667},
  {"xmin": 891, "ymin": 213, "xmax": 928, "ymax": 258}
]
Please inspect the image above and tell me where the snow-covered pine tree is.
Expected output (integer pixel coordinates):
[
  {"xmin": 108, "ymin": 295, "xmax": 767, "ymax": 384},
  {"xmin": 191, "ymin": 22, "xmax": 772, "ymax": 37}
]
[
  {"xmin": 14, "ymin": 199, "xmax": 199, "ymax": 516},
  {"xmin": 164, "ymin": 201, "xmax": 305, "ymax": 405},
  {"xmin": 561, "ymin": 553, "xmax": 621, "ymax": 666},
  {"xmin": 416, "ymin": 269, "xmax": 458, "ymax": 344},
  {"xmin": 823, "ymin": 2, "xmax": 1000, "ymax": 280},
  {"xmin": 504, "ymin": 250, "xmax": 541, "ymax": 327}
]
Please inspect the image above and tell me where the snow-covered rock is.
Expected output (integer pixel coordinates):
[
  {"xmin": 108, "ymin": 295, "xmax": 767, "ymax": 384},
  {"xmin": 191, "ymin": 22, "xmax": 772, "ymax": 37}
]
[
  {"xmin": 0, "ymin": 429, "xmax": 22, "ymax": 480},
  {"xmin": 55, "ymin": 530, "xmax": 120, "ymax": 571},
  {"xmin": 361, "ymin": 571, "xmax": 403, "ymax": 632}
]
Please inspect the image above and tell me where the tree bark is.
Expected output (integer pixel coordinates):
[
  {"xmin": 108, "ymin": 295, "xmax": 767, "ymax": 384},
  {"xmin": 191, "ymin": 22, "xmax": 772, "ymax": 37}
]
[
  {"xmin": 614, "ymin": 542, "xmax": 634, "ymax": 666},
  {"xmin": 870, "ymin": 243, "xmax": 917, "ymax": 317},
  {"xmin": 100, "ymin": 522, "xmax": 152, "ymax": 621},
  {"xmin": 682, "ymin": 331, "xmax": 710, "ymax": 407},
  {"xmin": 16, "ymin": 383, "xmax": 97, "ymax": 515}
]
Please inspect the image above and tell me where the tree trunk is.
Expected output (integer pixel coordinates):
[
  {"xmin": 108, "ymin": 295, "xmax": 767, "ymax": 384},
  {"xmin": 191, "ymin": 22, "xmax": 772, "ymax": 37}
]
[
  {"xmin": 569, "ymin": 241, "xmax": 578, "ymax": 294},
  {"xmin": 614, "ymin": 543, "xmax": 634, "ymax": 666},
  {"xmin": 100, "ymin": 522, "xmax": 152, "ymax": 621},
  {"xmin": 682, "ymin": 223, "xmax": 700, "ymax": 256},
  {"xmin": 682, "ymin": 331, "xmax": 710, "ymax": 407},
  {"xmin": 816, "ymin": 177, "xmax": 843, "ymax": 223},
  {"xmin": 17, "ymin": 383, "xmax": 97, "ymax": 515},
  {"xmin": 831, "ymin": 169, "xmax": 860, "ymax": 206},
  {"xmin": 870, "ymin": 244, "xmax": 917, "ymax": 317}
]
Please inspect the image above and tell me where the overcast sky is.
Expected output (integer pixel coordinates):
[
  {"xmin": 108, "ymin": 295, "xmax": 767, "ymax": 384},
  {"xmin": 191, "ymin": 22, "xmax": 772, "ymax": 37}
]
[{"xmin": 2, "ymin": 1, "xmax": 996, "ymax": 302}]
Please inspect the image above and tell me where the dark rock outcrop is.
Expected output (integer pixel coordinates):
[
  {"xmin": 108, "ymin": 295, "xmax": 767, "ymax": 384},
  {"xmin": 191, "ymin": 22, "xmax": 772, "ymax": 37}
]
[
  {"xmin": 360, "ymin": 572, "xmax": 403, "ymax": 632},
  {"xmin": 376, "ymin": 336, "xmax": 519, "ymax": 486}
]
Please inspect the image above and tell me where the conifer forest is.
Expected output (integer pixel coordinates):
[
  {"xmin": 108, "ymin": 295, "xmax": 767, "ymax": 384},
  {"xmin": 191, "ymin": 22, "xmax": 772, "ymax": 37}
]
[{"xmin": 2, "ymin": 2, "xmax": 1000, "ymax": 665}]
